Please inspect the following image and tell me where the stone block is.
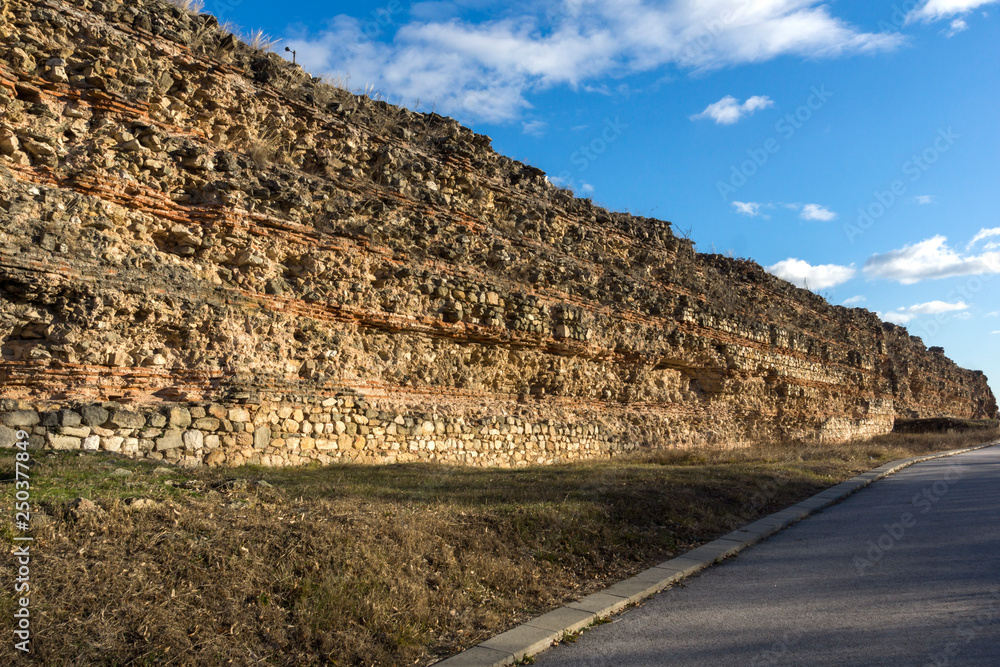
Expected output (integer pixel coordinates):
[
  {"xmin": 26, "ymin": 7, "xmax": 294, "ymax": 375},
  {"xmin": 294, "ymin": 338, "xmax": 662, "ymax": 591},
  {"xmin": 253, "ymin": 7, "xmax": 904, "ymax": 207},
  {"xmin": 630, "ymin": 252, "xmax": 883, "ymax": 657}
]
[
  {"xmin": 205, "ymin": 450, "xmax": 226, "ymax": 466},
  {"xmin": 0, "ymin": 425, "xmax": 19, "ymax": 447},
  {"xmin": 2, "ymin": 410, "xmax": 39, "ymax": 427},
  {"xmin": 82, "ymin": 435, "xmax": 100, "ymax": 450},
  {"xmin": 47, "ymin": 434, "xmax": 82, "ymax": 450},
  {"xmin": 80, "ymin": 405, "xmax": 109, "ymax": 427},
  {"xmin": 60, "ymin": 410, "xmax": 82, "ymax": 427},
  {"xmin": 254, "ymin": 425, "xmax": 271, "ymax": 450},
  {"xmin": 193, "ymin": 417, "xmax": 221, "ymax": 431},
  {"xmin": 155, "ymin": 430, "xmax": 184, "ymax": 451},
  {"xmin": 101, "ymin": 436, "xmax": 124, "ymax": 452},
  {"xmin": 110, "ymin": 410, "xmax": 146, "ymax": 429},
  {"xmin": 183, "ymin": 430, "xmax": 203, "ymax": 450},
  {"xmin": 229, "ymin": 408, "xmax": 251, "ymax": 423},
  {"xmin": 167, "ymin": 406, "xmax": 192, "ymax": 428}
]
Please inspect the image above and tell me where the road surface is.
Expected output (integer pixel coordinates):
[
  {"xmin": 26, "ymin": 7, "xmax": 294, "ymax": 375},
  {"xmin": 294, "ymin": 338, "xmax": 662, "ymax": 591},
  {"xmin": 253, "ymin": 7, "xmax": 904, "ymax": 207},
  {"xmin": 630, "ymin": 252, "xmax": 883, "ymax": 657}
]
[{"xmin": 535, "ymin": 445, "xmax": 1000, "ymax": 667}]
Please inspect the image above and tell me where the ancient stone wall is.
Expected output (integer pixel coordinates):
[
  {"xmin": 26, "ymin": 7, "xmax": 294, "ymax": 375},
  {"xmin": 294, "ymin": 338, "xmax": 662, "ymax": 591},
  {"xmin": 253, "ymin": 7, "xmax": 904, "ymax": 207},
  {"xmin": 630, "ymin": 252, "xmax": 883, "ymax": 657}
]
[
  {"xmin": 0, "ymin": 395, "xmax": 624, "ymax": 467},
  {"xmin": 0, "ymin": 0, "xmax": 995, "ymax": 467}
]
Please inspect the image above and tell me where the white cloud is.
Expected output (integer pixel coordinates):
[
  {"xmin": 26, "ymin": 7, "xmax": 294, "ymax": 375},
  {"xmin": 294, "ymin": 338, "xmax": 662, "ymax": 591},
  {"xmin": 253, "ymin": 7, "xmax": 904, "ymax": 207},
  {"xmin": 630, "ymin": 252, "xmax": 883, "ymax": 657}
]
[
  {"xmin": 863, "ymin": 234, "xmax": 1000, "ymax": 284},
  {"xmin": 842, "ymin": 295, "xmax": 867, "ymax": 306},
  {"xmin": 907, "ymin": 0, "xmax": 1000, "ymax": 22},
  {"xmin": 691, "ymin": 95, "xmax": 774, "ymax": 125},
  {"xmin": 944, "ymin": 18, "xmax": 970, "ymax": 35},
  {"xmin": 799, "ymin": 203, "xmax": 837, "ymax": 221},
  {"xmin": 986, "ymin": 311, "xmax": 1000, "ymax": 317},
  {"xmin": 992, "ymin": 331, "xmax": 1000, "ymax": 335},
  {"xmin": 880, "ymin": 300, "xmax": 969, "ymax": 325},
  {"xmin": 769, "ymin": 202, "xmax": 836, "ymax": 220},
  {"xmin": 521, "ymin": 120, "xmax": 547, "ymax": 136},
  {"xmin": 967, "ymin": 227, "xmax": 1000, "ymax": 250},
  {"xmin": 732, "ymin": 201, "xmax": 768, "ymax": 217},
  {"xmin": 914, "ymin": 195, "xmax": 935, "ymax": 205},
  {"xmin": 287, "ymin": 1, "xmax": 904, "ymax": 122},
  {"xmin": 765, "ymin": 258, "xmax": 856, "ymax": 290}
]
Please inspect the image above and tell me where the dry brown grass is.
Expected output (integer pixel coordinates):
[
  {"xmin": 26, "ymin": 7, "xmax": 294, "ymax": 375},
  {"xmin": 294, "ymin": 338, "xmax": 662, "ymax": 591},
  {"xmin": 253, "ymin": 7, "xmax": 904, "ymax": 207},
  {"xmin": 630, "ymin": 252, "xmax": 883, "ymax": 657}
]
[
  {"xmin": 0, "ymin": 425, "xmax": 996, "ymax": 665},
  {"xmin": 245, "ymin": 28, "xmax": 278, "ymax": 52}
]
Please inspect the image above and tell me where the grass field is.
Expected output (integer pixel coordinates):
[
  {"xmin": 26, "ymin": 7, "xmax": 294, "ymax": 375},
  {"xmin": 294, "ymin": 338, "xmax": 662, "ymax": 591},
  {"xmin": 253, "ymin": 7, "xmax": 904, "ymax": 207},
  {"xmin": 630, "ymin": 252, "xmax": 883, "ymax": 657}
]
[{"xmin": 1, "ymin": 425, "xmax": 997, "ymax": 665}]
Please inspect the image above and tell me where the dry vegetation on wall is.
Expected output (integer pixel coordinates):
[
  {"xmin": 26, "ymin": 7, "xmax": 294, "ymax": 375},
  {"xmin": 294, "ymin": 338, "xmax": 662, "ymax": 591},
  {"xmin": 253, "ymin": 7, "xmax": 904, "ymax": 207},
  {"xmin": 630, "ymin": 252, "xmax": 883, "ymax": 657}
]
[{"xmin": 1, "ymin": 427, "xmax": 996, "ymax": 666}]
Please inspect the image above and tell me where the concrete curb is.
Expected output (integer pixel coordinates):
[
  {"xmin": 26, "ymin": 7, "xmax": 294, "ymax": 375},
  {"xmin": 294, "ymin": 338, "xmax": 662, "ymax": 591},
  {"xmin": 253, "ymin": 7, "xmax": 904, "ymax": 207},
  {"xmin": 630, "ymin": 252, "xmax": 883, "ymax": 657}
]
[{"xmin": 434, "ymin": 440, "xmax": 1000, "ymax": 666}]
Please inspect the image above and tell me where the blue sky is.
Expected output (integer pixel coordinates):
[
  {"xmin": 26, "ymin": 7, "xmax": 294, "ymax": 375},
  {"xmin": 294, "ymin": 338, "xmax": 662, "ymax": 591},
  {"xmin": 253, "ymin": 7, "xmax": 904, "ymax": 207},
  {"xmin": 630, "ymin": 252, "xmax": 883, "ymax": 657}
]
[{"xmin": 201, "ymin": 0, "xmax": 1000, "ymax": 391}]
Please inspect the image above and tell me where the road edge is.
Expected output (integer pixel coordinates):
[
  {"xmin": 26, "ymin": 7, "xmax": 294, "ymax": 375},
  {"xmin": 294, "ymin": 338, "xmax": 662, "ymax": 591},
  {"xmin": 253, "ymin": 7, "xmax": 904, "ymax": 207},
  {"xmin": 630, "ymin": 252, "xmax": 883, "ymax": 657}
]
[{"xmin": 433, "ymin": 439, "xmax": 1000, "ymax": 666}]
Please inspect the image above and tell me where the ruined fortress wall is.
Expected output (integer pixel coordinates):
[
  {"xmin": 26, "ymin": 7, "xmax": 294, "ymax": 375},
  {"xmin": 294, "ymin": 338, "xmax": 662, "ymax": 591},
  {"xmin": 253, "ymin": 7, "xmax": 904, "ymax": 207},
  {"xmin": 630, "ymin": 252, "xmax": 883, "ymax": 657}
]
[{"xmin": 0, "ymin": 0, "xmax": 995, "ymax": 467}]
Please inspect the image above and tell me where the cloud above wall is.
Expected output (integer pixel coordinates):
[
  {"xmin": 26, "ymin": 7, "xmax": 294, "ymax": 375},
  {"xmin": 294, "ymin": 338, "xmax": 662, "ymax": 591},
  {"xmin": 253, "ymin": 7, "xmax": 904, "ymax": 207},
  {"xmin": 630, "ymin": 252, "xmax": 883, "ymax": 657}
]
[
  {"xmin": 765, "ymin": 258, "xmax": 856, "ymax": 290},
  {"xmin": 863, "ymin": 232, "xmax": 1000, "ymax": 284},
  {"xmin": 880, "ymin": 300, "xmax": 969, "ymax": 325},
  {"xmin": 285, "ymin": 0, "xmax": 904, "ymax": 122}
]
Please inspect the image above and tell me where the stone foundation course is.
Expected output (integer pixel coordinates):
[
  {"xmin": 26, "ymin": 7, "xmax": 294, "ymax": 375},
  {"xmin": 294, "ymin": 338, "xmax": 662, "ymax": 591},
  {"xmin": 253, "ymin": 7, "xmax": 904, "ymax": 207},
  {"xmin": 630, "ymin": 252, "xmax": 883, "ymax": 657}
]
[{"xmin": 0, "ymin": 397, "xmax": 627, "ymax": 468}]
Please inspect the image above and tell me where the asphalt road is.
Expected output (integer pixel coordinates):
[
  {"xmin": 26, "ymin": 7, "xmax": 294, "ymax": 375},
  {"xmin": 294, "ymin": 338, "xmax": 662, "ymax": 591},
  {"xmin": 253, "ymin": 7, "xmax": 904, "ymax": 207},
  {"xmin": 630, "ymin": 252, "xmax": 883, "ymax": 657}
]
[{"xmin": 534, "ymin": 445, "xmax": 1000, "ymax": 667}]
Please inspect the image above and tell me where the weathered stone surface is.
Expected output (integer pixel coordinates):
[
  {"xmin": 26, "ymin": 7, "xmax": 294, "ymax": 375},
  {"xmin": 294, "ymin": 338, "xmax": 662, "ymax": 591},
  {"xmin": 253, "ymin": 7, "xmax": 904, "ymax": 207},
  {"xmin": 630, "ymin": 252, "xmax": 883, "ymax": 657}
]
[
  {"xmin": 168, "ymin": 407, "xmax": 192, "ymax": 429},
  {"xmin": 0, "ymin": 425, "xmax": 18, "ymax": 447},
  {"xmin": 60, "ymin": 410, "xmax": 82, "ymax": 427},
  {"xmin": 155, "ymin": 430, "xmax": 184, "ymax": 451},
  {"xmin": 147, "ymin": 413, "xmax": 168, "ymax": 428},
  {"xmin": 0, "ymin": 0, "xmax": 993, "ymax": 470},
  {"xmin": 80, "ymin": 406, "xmax": 110, "ymax": 427},
  {"xmin": 102, "ymin": 436, "xmax": 125, "ymax": 452},
  {"xmin": 47, "ymin": 434, "xmax": 82, "ymax": 450},
  {"xmin": 193, "ymin": 417, "xmax": 221, "ymax": 431},
  {"xmin": 254, "ymin": 425, "xmax": 271, "ymax": 450},
  {"xmin": 2, "ymin": 411, "xmax": 39, "ymax": 427},
  {"xmin": 183, "ymin": 430, "xmax": 203, "ymax": 450},
  {"xmin": 110, "ymin": 411, "xmax": 146, "ymax": 429}
]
